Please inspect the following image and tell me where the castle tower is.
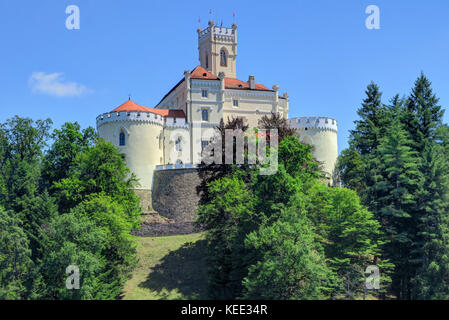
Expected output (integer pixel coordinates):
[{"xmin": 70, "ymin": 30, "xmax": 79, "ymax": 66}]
[
  {"xmin": 289, "ymin": 117, "xmax": 338, "ymax": 185},
  {"xmin": 197, "ymin": 20, "xmax": 237, "ymax": 78}
]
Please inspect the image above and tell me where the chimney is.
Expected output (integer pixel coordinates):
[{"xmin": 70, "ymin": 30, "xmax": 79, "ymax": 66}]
[{"xmin": 248, "ymin": 75, "xmax": 255, "ymax": 89}]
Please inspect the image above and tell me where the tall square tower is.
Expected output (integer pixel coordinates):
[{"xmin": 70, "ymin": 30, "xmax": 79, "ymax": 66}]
[{"xmin": 197, "ymin": 21, "xmax": 238, "ymax": 79}]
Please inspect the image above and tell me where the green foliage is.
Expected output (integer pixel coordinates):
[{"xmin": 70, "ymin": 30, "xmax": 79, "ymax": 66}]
[
  {"xmin": 0, "ymin": 208, "xmax": 33, "ymax": 299},
  {"xmin": 197, "ymin": 176, "xmax": 257, "ymax": 299},
  {"xmin": 318, "ymin": 187, "xmax": 392, "ymax": 298},
  {"xmin": 0, "ymin": 117, "xmax": 141, "ymax": 300},
  {"xmin": 42, "ymin": 122, "xmax": 96, "ymax": 191},
  {"xmin": 335, "ymin": 148, "xmax": 365, "ymax": 194},
  {"xmin": 404, "ymin": 72, "xmax": 444, "ymax": 153},
  {"xmin": 71, "ymin": 195, "xmax": 139, "ymax": 277},
  {"xmin": 350, "ymin": 82, "xmax": 388, "ymax": 155},
  {"xmin": 243, "ymin": 208, "xmax": 333, "ymax": 300},
  {"xmin": 38, "ymin": 212, "xmax": 112, "ymax": 299},
  {"xmin": 198, "ymin": 132, "xmax": 383, "ymax": 300},
  {"xmin": 339, "ymin": 73, "xmax": 449, "ymax": 299},
  {"xmin": 54, "ymin": 138, "xmax": 141, "ymax": 227}
]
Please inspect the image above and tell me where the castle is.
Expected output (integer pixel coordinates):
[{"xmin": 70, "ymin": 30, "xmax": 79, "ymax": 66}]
[{"xmin": 96, "ymin": 21, "xmax": 338, "ymax": 214}]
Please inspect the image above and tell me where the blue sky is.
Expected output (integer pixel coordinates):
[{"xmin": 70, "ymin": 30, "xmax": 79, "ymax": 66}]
[{"xmin": 0, "ymin": 0, "xmax": 448, "ymax": 152}]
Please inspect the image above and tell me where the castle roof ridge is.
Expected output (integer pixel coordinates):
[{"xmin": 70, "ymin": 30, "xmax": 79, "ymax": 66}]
[{"xmin": 111, "ymin": 100, "xmax": 185, "ymax": 118}]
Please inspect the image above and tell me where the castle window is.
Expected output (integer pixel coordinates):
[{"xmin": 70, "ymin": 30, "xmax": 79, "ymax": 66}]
[
  {"xmin": 202, "ymin": 89, "xmax": 208, "ymax": 98},
  {"xmin": 119, "ymin": 131, "xmax": 126, "ymax": 146},
  {"xmin": 175, "ymin": 137, "xmax": 182, "ymax": 152},
  {"xmin": 202, "ymin": 109, "xmax": 209, "ymax": 121},
  {"xmin": 220, "ymin": 49, "xmax": 227, "ymax": 67},
  {"xmin": 201, "ymin": 140, "xmax": 209, "ymax": 151},
  {"xmin": 233, "ymin": 99, "xmax": 239, "ymax": 107},
  {"xmin": 205, "ymin": 51, "xmax": 209, "ymax": 69}
]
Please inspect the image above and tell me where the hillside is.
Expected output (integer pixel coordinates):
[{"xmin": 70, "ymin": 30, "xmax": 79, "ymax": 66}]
[{"xmin": 121, "ymin": 233, "xmax": 208, "ymax": 300}]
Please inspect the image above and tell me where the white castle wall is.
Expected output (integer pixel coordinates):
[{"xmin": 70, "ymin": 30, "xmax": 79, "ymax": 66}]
[
  {"xmin": 289, "ymin": 116, "xmax": 338, "ymax": 182},
  {"xmin": 98, "ymin": 111, "xmax": 173, "ymax": 191}
]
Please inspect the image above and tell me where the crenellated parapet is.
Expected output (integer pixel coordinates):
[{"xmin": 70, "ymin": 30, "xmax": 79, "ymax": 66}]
[
  {"xmin": 96, "ymin": 111, "xmax": 188, "ymax": 128},
  {"xmin": 289, "ymin": 116, "xmax": 338, "ymax": 133},
  {"xmin": 198, "ymin": 23, "xmax": 236, "ymax": 42}
]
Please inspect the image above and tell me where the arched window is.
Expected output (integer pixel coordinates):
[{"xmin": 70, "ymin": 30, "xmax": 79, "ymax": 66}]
[
  {"xmin": 205, "ymin": 51, "xmax": 209, "ymax": 69},
  {"xmin": 175, "ymin": 137, "xmax": 182, "ymax": 152},
  {"xmin": 119, "ymin": 131, "xmax": 126, "ymax": 146},
  {"xmin": 220, "ymin": 49, "xmax": 227, "ymax": 66}
]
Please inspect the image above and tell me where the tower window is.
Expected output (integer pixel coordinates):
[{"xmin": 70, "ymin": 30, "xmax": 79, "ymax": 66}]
[
  {"xmin": 202, "ymin": 89, "xmax": 208, "ymax": 98},
  {"xmin": 220, "ymin": 49, "xmax": 227, "ymax": 67},
  {"xmin": 205, "ymin": 51, "xmax": 209, "ymax": 69},
  {"xmin": 119, "ymin": 131, "xmax": 126, "ymax": 146},
  {"xmin": 175, "ymin": 137, "xmax": 182, "ymax": 152},
  {"xmin": 202, "ymin": 109, "xmax": 209, "ymax": 121}
]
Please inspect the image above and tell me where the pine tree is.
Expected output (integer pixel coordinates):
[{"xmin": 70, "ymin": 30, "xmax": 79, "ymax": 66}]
[
  {"xmin": 350, "ymin": 82, "xmax": 388, "ymax": 155},
  {"xmin": 411, "ymin": 141, "xmax": 449, "ymax": 299},
  {"xmin": 375, "ymin": 119, "xmax": 421, "ymax": 299},
  {"xmin": 403, "ymin": 72, "xmax": 444, "ymax": 153}
]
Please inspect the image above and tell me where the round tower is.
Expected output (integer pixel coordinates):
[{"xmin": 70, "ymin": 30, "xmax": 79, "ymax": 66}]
[
  {"xmin": 289, "ymin": 116, "xmax": 338, "ymax": 184},
  {"xmin": 96, "ymin": 100, "xmax": 167, "ymax": 209}
]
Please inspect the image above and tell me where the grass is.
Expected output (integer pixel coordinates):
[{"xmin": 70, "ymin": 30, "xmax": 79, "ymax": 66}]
[{"xmin": 121, "ymin": 233, "xmax": 209, "ymax": 300}]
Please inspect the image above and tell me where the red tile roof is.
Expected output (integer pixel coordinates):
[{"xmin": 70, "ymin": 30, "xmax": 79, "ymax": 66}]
[
  {"xmin": 190, "ymin": 66, "xmax": 219, "ymax": 80},
  {"xmin": 224, "ymin": 78, "xmax": 271, "ymax": 91},
  {"xmin": 111, "ymin": 100, "xmax": 185, "ymax": 118},
  {"xmin": 157, "ymin": 66, "xmax": 273, "ymax": 106}
]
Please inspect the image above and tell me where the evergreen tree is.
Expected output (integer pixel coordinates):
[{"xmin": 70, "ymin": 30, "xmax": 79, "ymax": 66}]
[
  {"xmin": 375, "ymin": 119, "xmax": 421, "ymax": 299},
  {"xmin": 0, "ymin": 208, "xmax": 33, "ymax": 299},
  {"xmin": 411, "ymin": 143, "xmax": 449, "ymax": 299},
  {"xmin": 403, "ymin": 72, "xmax": 444, "ymax": 153},
  {"xmin": 350, "ymin": 82, "xmax": 388, "ymax": 155},
  {"xmin": 196, "ymin": 176, "xmax": 257, "ymax": 299}
]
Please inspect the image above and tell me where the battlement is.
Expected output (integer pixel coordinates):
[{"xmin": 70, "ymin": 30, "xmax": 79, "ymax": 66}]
[
  {"xmin": 289, "ymin": 116, "xmax": 338, "ymax": 132},
  {"xmin": 96, "ymin": 111, "xmax": 187, "ymax": 128},
  {"xmin": 198, "ymin": 23, "xmax": 236, "ymax": 42}
]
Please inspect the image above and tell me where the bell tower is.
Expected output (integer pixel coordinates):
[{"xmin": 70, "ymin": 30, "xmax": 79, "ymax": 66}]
[{"xmin": 197, "ymin": 20, "xmax": 237, "ymax": 79}]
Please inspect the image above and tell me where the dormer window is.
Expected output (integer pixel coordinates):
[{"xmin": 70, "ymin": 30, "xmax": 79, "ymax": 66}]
[{"xmin": 220, "ymin": 49, "xmax": 227, "ymax": 67}]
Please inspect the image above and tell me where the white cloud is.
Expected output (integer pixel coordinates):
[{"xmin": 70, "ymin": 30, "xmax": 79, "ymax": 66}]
[{"xmin": 29, "ymin": 72, "xmax": 92, "ymax": 97}]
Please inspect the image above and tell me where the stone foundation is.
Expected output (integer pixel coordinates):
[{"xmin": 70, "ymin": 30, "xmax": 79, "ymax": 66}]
[
  {"xmin": 152, "ymin": 168, "xmax": 201, "ymax": 222},
  {"xmin": 133, "ymin": 189, "xmax": 153, "ymax": 213}
]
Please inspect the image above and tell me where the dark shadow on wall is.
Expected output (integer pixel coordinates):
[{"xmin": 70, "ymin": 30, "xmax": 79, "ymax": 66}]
[{"xmin": 138, "ymin": 240, "xmax": 209, "ymax": 300}]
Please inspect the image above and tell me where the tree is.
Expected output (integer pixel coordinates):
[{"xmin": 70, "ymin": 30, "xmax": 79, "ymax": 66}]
[
  {"xmin": 318, "ymin": 187, "xmax": 392, "ymax": 299},
  {"xmin": 350, "ymin": 82, "xmax": 388, "ymax": 155},
  {"xmin": 403, "ymin": 72, "xmax": 444, "ymax": 153},
  {"xmin": 70, "ymin": 194, "xmax": 138, "ymax": 281},
  {"xmin": 41, "ymin": 122, "xmax": 96, "ymax": 191},
  {"xmin": 53, "ymin": 138, "xmax": 141, "ymax": 226},
  {"xmin": 0, "ymin": 208, "xmax": 33, "ymax": 299},
  {"xmin": 375, "ymin": 119, "xmax": 421, "ymax": 299},
  {"xmin": 258, "ymin": 112, "xmax": 295, "ymax": 143},
  {"xmin": 411, "ymin": 142, "xmax": 449, "ymax": 299},
  {"xmin": 197, "ymin": 117, "xmax": 250, "ymax": 206},
  {"xmin": 38, "ymin": 212, "xmax": 111, "ymax": 299},
  {"xmin": 197, "ymin": 176, "xmax": 257, "ymax": 299},
  {"xmin": 242, "ymin": 207, "xmax": 333, "ymax": 300},
  {"xmin": 335, "ymin": 148, "xmax": 365, "ymax": 193}
]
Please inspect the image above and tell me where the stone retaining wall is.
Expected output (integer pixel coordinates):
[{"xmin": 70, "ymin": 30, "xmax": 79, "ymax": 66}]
[{"xmin": 151, "ymin": 168, "xmax": 201, "ymax": 223}]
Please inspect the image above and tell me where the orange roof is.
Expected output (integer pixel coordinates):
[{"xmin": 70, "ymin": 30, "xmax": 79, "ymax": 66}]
[
  {"xmin": 111, "ymin": 100, "xmax": 185, "ymax": 118},
  {"xmin": 224, "ymin": 78, "xmax": 271, "ymax": 91},
  {"xmin": 190, "ymin": 66, "xmax": 219, "ymax": 80}
]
